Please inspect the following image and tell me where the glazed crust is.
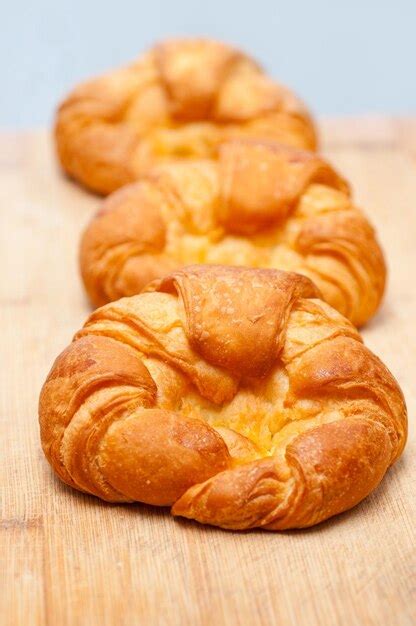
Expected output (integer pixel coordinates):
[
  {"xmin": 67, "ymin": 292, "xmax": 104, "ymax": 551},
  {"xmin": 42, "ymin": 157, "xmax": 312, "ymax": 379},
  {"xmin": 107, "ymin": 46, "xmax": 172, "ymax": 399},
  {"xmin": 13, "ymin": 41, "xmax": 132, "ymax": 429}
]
[
  {"xmin": 55, "ymin": 38, "xmax": 317, "ymax": 194},
  {"xmin": 39, "ymin": 265, "xmax": 407, "ymax": 530},
  {"xmin": 80, "ymin": 140, "xmax": 386, "ymax": 326}
]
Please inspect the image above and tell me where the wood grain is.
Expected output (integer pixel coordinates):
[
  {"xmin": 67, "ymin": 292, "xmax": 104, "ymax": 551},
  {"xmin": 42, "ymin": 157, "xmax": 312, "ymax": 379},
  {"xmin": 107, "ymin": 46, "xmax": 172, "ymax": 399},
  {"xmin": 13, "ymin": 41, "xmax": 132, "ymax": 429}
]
[{"xmin": 1, "ymin": 118, "xmax": 415, "ymax": 626}]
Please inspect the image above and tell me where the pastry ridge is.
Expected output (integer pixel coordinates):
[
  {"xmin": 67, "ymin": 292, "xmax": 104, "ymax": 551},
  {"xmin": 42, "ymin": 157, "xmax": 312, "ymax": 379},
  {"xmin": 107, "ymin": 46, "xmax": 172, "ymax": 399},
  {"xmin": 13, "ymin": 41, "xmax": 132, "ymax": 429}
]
[
  {"xmin": 80, "ymin": 140, "xmax": 386, "ymax": 326},
  {"xmin": 39, "ymin": 265, "xmax": 407, "ymax": 530},
  {"xmin": 55, "ymin": 38, "xmax": 317, "ymax": 194}
]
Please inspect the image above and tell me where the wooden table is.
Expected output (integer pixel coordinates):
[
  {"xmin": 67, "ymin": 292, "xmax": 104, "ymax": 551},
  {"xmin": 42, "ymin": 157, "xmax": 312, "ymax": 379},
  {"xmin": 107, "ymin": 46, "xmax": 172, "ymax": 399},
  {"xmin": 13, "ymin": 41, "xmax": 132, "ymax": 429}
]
[{"xmin": 1, "ymin": 118, "xmax": 415, "ymax": 626}]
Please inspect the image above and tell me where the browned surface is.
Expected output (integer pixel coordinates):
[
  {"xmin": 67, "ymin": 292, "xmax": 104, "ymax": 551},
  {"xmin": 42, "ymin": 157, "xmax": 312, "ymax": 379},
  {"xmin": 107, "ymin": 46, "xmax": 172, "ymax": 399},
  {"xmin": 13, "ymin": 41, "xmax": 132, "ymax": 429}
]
[
  {"xmin": 1, "ymin": 117, "xmax": 416, "ymax": 625},
  {"xmin": 80, "ymin": 140, "xmax": 385, "ymax": 326},
  {"xmin": 39, "ymin": 264, "xmax": 405, "ymax": 529},
  {"xmin": 55, "ymin": 38, "xmax": 316, "ymax": 194}
]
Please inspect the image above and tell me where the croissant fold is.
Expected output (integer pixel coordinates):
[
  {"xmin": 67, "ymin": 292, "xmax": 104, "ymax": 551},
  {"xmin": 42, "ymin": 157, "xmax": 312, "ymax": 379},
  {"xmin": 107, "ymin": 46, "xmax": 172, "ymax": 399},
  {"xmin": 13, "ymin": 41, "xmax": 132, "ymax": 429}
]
[
  {"xmin": 55, "ymin": 38, "xmax": 317, "ymax": 194},
  {"xmin": 39, "ymin": 265, "xmax": 407, "ymax": 530},
  {"xmin": 80, "ymin": 139, "xmax": 386, "ymax": 326}
]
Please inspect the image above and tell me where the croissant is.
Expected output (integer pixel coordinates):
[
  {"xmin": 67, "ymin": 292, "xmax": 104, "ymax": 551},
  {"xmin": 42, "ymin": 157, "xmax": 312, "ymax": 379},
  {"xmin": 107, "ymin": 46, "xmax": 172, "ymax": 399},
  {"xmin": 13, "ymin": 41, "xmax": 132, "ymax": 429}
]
[
  {"xmin": 55, "ymin": 38, "xmax": 317, "ymax": 194},
  {"xmin": 39, "ymin": 265, "xmax": 407, "ymax": 530},
  {"xmin": 80, "ymin": 140, "xmax": 386, "ymax": 327}
]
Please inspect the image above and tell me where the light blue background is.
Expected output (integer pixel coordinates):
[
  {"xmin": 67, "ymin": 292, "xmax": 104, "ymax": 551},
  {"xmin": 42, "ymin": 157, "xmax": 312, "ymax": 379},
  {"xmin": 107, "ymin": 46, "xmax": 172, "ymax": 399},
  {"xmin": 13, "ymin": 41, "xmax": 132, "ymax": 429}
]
[{"xmin": 2, "ymin": 0, "xmax": 415, "ymax": 128}]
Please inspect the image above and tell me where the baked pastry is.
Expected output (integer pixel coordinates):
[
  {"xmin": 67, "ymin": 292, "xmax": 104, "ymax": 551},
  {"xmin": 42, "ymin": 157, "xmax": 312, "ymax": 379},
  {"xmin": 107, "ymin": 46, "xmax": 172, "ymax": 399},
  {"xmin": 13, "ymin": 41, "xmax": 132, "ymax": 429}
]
[
  {"xmin": 80, "ymin": 140, "xmax": 386, "ymax": 327},
  {"xmin": 39, "ymin": 265, "xmax": 407, "ymax": 530},
  {"xmin": 55, "ymin": 38, "xmax": 316, "ymax": 194}
]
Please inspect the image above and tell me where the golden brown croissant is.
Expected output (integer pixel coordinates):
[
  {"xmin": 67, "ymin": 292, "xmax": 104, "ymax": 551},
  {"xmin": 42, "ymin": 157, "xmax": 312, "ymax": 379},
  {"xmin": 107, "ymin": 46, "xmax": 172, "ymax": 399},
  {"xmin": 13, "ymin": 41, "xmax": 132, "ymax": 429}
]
[
  {"xmin": 80, "ymin": 140, "xmax": 386, "ymax": 326},
  {"xmin": 55, "ymin": 38, "xmax": 317, "ymax": 194},
  {"xmin": 39, "ymin": 265, "xmax": 407, "ymax": 530}
]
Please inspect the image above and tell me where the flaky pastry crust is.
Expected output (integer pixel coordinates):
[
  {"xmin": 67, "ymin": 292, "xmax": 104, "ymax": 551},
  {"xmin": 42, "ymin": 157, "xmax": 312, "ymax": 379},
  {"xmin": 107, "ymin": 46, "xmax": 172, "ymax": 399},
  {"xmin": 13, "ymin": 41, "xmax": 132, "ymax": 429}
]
[
  {"xmin": 55, "ymin": 38, "xmax": 317, "ymax": 194},
  {"xmin": 39, "ymin": 265, "xmax": 407, "ymax": 530},
  {"xmin": 80, "ymin": 140, "xmax": 386, "ymax": 326}
]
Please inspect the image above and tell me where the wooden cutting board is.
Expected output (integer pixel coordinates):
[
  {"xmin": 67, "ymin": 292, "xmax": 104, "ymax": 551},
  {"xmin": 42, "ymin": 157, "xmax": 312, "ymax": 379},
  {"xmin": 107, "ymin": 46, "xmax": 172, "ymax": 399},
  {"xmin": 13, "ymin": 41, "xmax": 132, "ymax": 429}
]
[{"xmin": 1, "ymin": 118, "xmax": 415, "ymax": 626}]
